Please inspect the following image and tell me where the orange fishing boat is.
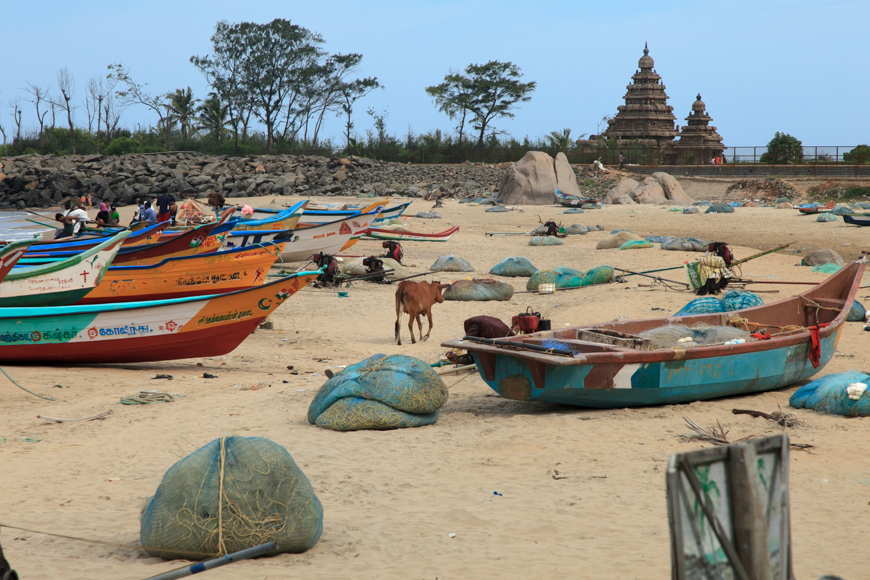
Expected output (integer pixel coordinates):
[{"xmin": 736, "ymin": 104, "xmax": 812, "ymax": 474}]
[{"xmin": 77, "ymin": 243, "xmax": 286, "ymax": 304}]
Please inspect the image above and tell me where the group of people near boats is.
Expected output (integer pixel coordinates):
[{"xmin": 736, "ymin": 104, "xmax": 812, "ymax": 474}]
[{"xmin": 53, "ymin": 193, "xmax": 180, "ymax": 239}]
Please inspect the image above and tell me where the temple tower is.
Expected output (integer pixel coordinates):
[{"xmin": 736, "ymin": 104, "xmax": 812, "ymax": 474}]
[
  {"xmin": 604, "ymin": 43, "xmax": 679, "ymax": 144},
  {"xmin": 669, "ymin": 94, "xmax": 725, "ymax": 164}
]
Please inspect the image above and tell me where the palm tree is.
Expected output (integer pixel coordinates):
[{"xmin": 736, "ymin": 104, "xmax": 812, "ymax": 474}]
[
  {"xmin": 545, "ymin": 128, "xmax": 574, "ymax": 152},
  {"xmin": 165, "ymin": 87, "xmax": 199, "ymax": 141},
  {"xmin": 197, "ymin": 93, "xmax": 229, "ymax": 141}
]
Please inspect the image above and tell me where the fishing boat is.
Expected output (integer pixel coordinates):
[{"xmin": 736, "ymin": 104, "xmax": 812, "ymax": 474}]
[
  {"xmin": 0, "ymin": 231, "xmax": 130, "ymax": 307},
  {"xmin": 225, "ymin": 211, "xmax": 380, "ymax": 261},
  {"xmin": 363, "ymin": 226, "xmax": 459, "ymax": 242},
  {"xmin": 842, "ymin": 214, "xmax": 870, "ymax": 227},
  {"xmin": 228, "ymin": 200, "xmax": 307, "ymax": 232},
  {"xmin": 0, "ymin": 239, "xmax": 36, "ymax": 283},
  {"xmin": 442, "ymin": 262, "xmax": 865, "ymax": 408},
  {"xmin": 77, "ymin": 243, "xmax": 285, "ymax": 304},
  {"xmin": 1, "ymin": 221, "xmax": 168, "ymax": 251},
  {"xmin": 554, "ymin": 189, "xmax": 599, "ymax": 207},
  {"xmin": 252, "ymin": 200, "xmax": 408, "ymax": 225},
  {"xmin": 0, "ymin": 271, "xmax": 319, "ymax": 364},
  {"xmin": 797, "ymin": 200, "xmax": 835, "ymax": 214}
]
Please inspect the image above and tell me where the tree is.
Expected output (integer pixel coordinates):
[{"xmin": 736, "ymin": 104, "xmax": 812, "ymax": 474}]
[
  {"xmin": 425, "ymin": 70, "xmax": 472, "ymax": 148},
  {"xmin": 24, "ymin": 82, "xmax": 50, "ymax": 152},
  {"xmin": 8, "ymin": 98, "xmax": 22, "ymax": 144},
  {"xmin": 54, "ymin": 67, "xmax": 77, "ymax": 154},
  {"xmin": 197, "ymin": 93, "xmax": 229, "ymax": 140},
  {"xmin": 107, "ymin": 63, "xmax": 172, "ymax": 150},
  {"xmin": 338, "ymin": 76, "xmax": 381, "ymax": 148},
  {"xmin": 545, "ymin": 128, "xmax": 576, "ymax": 152},
  {"xmin": 844, "ymin": 145, "xmax": 870, "ymax": 164},
  {"xmin": 760, "ymin": 132, "xmax": 803, "ymax": 164},
  {"xmin": 427, "ymin": 61, "xmax": 536, "ymax": 148},
  {"xmin": 165, "ymin": 87, "xmax": 199, "ymax": 140},
  {"xmin": 86, "ymin": 74, "xmax": 120, "ymax": 152}
]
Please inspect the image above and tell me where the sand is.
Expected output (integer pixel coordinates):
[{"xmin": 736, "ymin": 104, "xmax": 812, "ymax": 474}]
[{"xmin": 2, "ymin": 197, "xmax": 869, "ymax": 579}]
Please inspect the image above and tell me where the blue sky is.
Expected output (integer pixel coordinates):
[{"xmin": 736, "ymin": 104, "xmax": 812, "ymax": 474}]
[{"xmin": 1, "ymin": 0, "xmax": 866, "ymax": 147}]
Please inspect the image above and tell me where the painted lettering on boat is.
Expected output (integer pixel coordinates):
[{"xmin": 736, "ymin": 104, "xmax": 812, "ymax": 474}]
[
  {"xmin": 196, "ymin": 309, "xmax": 253, "ymax": 326},
  {"xmin": 204, "ymin": 254, "xmax": 233, "ymax": 264},
  {"xmin": 87, "ymin": 324, "xmax": 154, "ymax": 339},
  {"xmin": 176, "ymin": 272, "xmax": 243, "ymax": 287},
  {"xmin": 0, "ymin": 329, "xmax": 79, "ymax": 343}
]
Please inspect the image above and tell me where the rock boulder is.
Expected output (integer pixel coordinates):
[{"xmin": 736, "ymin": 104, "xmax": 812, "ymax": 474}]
[
  {"xmin": 651, "ymin": 172, "xmax": 694, "ymax": 204},
  {"xmin": 498, "ymin": 151, "xmax": 579, "ymax": 205},
  {"xmin": 603, "ymin": 178, "xmax": 639, "ymax": 204}
]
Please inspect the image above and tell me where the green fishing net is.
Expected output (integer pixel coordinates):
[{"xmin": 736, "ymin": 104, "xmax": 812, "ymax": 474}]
[{"xmin": 140, "ymin": 436, "xmax": 323, "ymax": 560}]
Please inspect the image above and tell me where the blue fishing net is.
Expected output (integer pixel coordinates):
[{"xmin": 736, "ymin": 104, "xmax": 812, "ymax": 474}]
[
  {"xmin": 581, "ymin": 266, "xmax": 615, "ymax": 286},
  {"xmin": 563, "ymin": 223, "xmax": 588, "ymax": 235},
  {"xmin": 430, "ymin": 254, "xmax": 475, "ymax": 272},
  {"xmin": 619, "ymin": 240, "xmax": 652, "ymax": 250},
  {"xmin": 610, "ymin": 228, "xmax": 633, "ymax": 234},
  {"xmin": 847, "ymin": 299, "xmax": 866, "ymax": 322},
  {"xmin": 661, "ymin": 237, "xmax": 710, "ymax": 252},
  {"xmin": 527, "ymin": 266, "xmax": 582, "ymax": 291},
  {"xmin": 490, "ymin": 257, "xmax": 538, "ymax": 277},
  {"xmin": 562, "ymin": 208, "xmax": 584, "ymax": 214},
  {"xmin": 140, "ymin": 436, "xmax": 323, "ymax": 560},
  {"xmin": 721, "ymin": 290, "xmax": 764, "ymax": 312},
  {"xmin": 705, "ymin": 204, "xmax": 735, "ymax": 213},
  {"xmin": 674, "ymin": 297, "xmax": 726, "ymax": 316},
  {"xmin": 444, "ymin": 279, "xmax": 514, "ymax": 301},
  {"xmin": 830, "ymin": 206, "xmax": 855, "ymax": 215},
  {"xmin": 811, "ymin": 263, "xmax": 842, "ymax": 274},
  {"xmin": 485, "ymin": 206, "xmax": 510, "ymax": 212},
  {"xmin": 645, "ymin": 236, "xmax": 672, "ymax": 244},
  {"xmin": 816, "ymin": 213, "xmax": 837, "ymax": 222},
  {"xmin": 308, "ymin": 354, "xmax": 448, "ymax": 431},
  {"xmin": 529, "ymin": 236, "xmax": 563, "ymax": 246},
  {"xmin": 790, "ymin": 371, "xmax": 870, "ymax": 417}
]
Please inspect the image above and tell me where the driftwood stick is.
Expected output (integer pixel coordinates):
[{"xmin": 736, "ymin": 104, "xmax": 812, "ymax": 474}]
[
  {"xmin": 732, "ymin": 409, "xmax": 777, "ymax": 421},
  {"xmin": 38, "ymin": 409, "xmax": 113, "ymax": 423}
]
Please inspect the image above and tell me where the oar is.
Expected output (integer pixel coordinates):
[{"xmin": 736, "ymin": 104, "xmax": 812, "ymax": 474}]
[
  {"xmin": 142, "ymin": 541, "xmax": 278, "ymax": 580},
  {"xmin": 26, "ymin": 218, "xmax": 57, "ymax": 229},
  {"xmin": 614, "ymin": 267, "xmax": 689, "ymax": 288},
  {"xmin": 732, "ymin": 241, "xmax": 794, "ymax": 265}
]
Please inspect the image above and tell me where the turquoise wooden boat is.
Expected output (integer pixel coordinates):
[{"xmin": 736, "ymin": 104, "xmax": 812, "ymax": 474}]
[{"xmin": 442, "ymin": 262, "xmax": 865, "ymax": 408}]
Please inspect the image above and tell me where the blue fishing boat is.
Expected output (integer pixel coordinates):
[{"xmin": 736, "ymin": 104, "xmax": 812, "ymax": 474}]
[
  {"xmin": 842, "ymin": 214, "xmax": 870, "ymax": 227},
  {"xmin": 442, "ymin": 262, "xmax": 865, "ymax": 408}
]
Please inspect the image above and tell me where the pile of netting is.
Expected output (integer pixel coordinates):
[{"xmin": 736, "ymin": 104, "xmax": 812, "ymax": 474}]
[
  {"xmin": 140, "ymin": 436, "xmax": 323, "ymax": 560},
  {"xmin": 526, "ymin": 265, "xmax": 614, "ymax": 291},
  {"xmin": 705, "ymin": 204, "xmax": 735, "ymax": 213},
  {"xmin": 638, "ymin": 323, "xmax": 751, "ymax": 350},
  {"xmin": 674, "ymin": 291, "xmax": 764, "ymax": 317},
  {"xmin": 443, "ymin": 279, "xmax": 514, "ymax": 301},
  {"xmin": 847, "ymin": 299, "xmax": 867, "ymax": 322},
  {"xmin": 529, "ymin": 236, "xmax": 563, "ymax": 246},
  {"xmin": 430, "ymin": 255, "xmax": 475, "ymax": 272},
  {"xmin": 619, "ymin": 240, "xmax": 652, "ymax": 250},
  {"xmin": 307, "ymin": 354, "xmax": 448, "ymax": 431},
  {"xmin": 175, "ymin": 199, "xmax": 218, "ymax": 226},
  {"xmin": 490, "ymin": 257, "xmax": 538, "ymax": 277},
  {"xmin": 790, "ymin": 371, "xmax": 870, "ymax": 417},
  {"xmin": 660, "ymin": 237, "xmax": 710, "ymax": 252}
]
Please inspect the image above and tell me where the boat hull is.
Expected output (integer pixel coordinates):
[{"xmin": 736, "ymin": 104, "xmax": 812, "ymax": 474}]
[
  {"xmin": 0, "ymin": 273, "xmax": 317, "ymax": 364},
  {"xmin": 363, "ymin": 226, "xmax": 459, "ymax": 242}
]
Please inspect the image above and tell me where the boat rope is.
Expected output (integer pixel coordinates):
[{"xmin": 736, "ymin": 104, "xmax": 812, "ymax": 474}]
[{"xmin": 0, "ymin": 365, "xmax": 57, "ymax": 401}]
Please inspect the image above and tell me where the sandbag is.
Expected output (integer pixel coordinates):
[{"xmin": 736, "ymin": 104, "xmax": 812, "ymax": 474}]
[
  {"xmin": 816, "ymin": 213, "xmax": 837, "ymax": 222},
  {"xmin": 140, "ymin": 436, "xmax": 323, "ymax": 560},
  {"xmin": 596, "ymin": 231, "xmax": 642, "ymax": 249},
  {"xmin": 674, "ymin": 297, "xmax": 726, "ymax": 317},
  {"xmin": 529, "ymin": 236, "xmax": 563, "ymax": 246},
  {"xmin": 464, "ymin": 316, "xmax": 514, "ymax": 338},
  {"xmin": 527, "ymin": 266, "xmax": 583, "ymax": 291},
  {"xmin": 721, "ymin": 290, "xmax": 764, "ymax": 312},
  {"xmin": 789, "ymin": 371, "xmax": 870, "ymax": 417},
  {"xmin": 443, "ymin": 278, "xmax": 514, "ymax": 301},
  {"xmin": 308, "ymin": 354, "xmax": 448, "ymax": 431},
  {"xmin": 490, "ymin": 256, "xmax": 538, "ymax": 277},
  {"xmin": 705, "ymin": 204, "xmax": 735, "ymax": 213},
  {"xmin": 661, "ymin": 237, "xmax": 710, "ymax": 252},
  {"xmin": 619, "ymin": 240, "xmax": 652, "ymax": 250},
  {"xmin": 847, "ymin": 299, "xmax": 866, "ymax": 322},
  {"xmin": 431, "ymin": 254, "xmax": 474, "ymax": 272}
]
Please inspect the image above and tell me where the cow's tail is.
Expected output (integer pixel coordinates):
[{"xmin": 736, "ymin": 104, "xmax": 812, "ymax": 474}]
[{"xmin": 394, "ymin": 286, "xmax": 403, "ymax": 340}]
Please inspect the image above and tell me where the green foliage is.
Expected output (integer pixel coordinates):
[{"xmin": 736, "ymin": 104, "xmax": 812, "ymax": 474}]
[
  {"xmin": 544, "ymin": 128, "xmax": 574, "ymax": 152},
  {"xmin": 844, "ymin": 145, "xmax": 870, "ymax": 164},
  {"xmin": 759, "ymin": 132, "xmax": 803, "ymax": 164}
]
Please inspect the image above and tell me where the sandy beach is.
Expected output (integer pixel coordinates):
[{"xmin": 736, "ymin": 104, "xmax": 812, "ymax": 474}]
[{"xmin": 2, "ymin": 197, "xmax": 869, "ymax": 579}]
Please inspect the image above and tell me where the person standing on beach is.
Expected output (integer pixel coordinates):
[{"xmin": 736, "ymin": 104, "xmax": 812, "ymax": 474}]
[
  {"xmin": 110, "ymin": 204, "xmax": 120, "ymax": 225},
  {"xmin": 141, "ymin": 200, "xmax": 157, "ymax": 225},
  {"xmin": 619, "ymin": 153, "xmax": 625, "ymax": 170},
  {"xmin": 156, "ymin": 192, "xmax": 171, "ymax": 223}
]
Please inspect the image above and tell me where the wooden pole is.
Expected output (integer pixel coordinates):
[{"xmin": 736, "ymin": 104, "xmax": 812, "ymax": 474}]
[{"xmin": 728, "ymin": 444, "xmax": 773, "ymax": 580}]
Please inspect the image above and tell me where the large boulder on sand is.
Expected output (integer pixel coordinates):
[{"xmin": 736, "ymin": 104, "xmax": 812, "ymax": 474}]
[
  {"xmin": 498, "ymin": 151, "xmax": 579, "ymax": 205},
  {"xmin": 604, "ymin": 178, "xmax": 639, "ymax": 204},
  {"xmin": 629, "ymin": 177, "xmax": 668, "ymax": 204},
  {"xmin": 652, "ymin": 172, "xmax": 694, "ymax": 204}
]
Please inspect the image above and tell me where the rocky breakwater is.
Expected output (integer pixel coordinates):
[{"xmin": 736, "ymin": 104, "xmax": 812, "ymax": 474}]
[{"xmin": 0, "ymin": 153, "xmax": 514, "ymax": 210}]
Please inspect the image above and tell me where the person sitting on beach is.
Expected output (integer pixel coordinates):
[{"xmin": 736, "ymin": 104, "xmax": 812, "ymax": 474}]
[
  {"xmin": 65, "ymin": 201, "xmax": 91, "ymax": 235},
  {"xmin": 240, "ymin": 204, "xmax": 255, "ymax": 220},
  {"xmin": 95, "ymin": 202, "xmax": 112, "ymax": 227},
  {"xmin": 140, "ymin": 201, "xmax": 158, "ymax": 226},
  {"xmin": 110, "ymin": 204, "xmax": 120, "ymax": 225},
  {"xmin": 54, "ymin": 212, "xmax": 75, "ymax": 239},
  {"xmin": 168, "ymin": 196, "xmax": 178, "ymax": 226}
]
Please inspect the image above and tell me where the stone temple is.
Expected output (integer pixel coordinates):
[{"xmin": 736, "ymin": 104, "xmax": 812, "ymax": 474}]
[
  {"xmin": 603, "ymin": 43, "xmax": 725, "ymax": 164},
  {"xmin": 604, "ymin": 43, "xmax": 678, "ymax": 145}
]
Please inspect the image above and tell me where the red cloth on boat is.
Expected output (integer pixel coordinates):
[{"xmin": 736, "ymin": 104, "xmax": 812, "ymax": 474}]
[
  {"xmin": 750, "ymin": 330, "xmax": 772, "ymax": 340},
  {"xmin": 808, "ymin": 323, "xmax": 831, "ymax": 368}
]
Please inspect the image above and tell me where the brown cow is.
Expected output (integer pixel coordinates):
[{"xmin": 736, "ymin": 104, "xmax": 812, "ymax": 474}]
[{"xmin": 394, "ymin": 280, "xmax": 447, "ymax": 345}]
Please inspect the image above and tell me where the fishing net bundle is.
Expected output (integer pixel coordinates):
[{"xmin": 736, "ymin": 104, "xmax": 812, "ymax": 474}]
[
  {"xmin": 489, "ymin": 256, "xmax": 538, "ymax": 277},
  {"xmin": 830, "ymin": 206, "xmax": 855, "ymax": 215},
  {"xmin": 526, "ymin": 265, "xmax": 614, "ymax": 291},
  {"xmin": 140, "ymin": 436, "xmax": 323, "ymax": 560},
  {"xmin": 674, "ymin": 291, "xmax": 763, "ymax": 317},
  {"xmin": 430, "ymin": 255, "xmax": 475, "ymax": 272},
  {"xmin": 307, "ymin": 354, "xmax": 448, "ymax": 431},
  {"xmin": 562, "ymin": 223, "xmax": 588, "ymax": 235},
  {"xmin": 660, "ymin": 237, "xmax": 710, "ymax": 252},
  {"xmin": 443, "ymin": 279, "xmax": 514, "ymax": 301},
  {"xmin": 342, "ymin": 257, "xmax": 411, "ymax": 278},
  {"xmin": 705, "ymin": 204, "xmax": 735, "ymax": 213},
  {"xmin": 528, "ymin": 236, "xmax": 563, "ymax": 246},
  {"xmin": 619, "ymin": 240, "xmax": 653, "ymax": 250},
  {"xmin": 790, "ymin": 371, "xmax": 870, "ymax": 417},
  {"xmin": 847, "ymin": 299, "xmax": 867, "ymax": 322},
  {"xmin": 638, "ymin": 323, "xmax": 751, "ymax": 350},
  {"xmin": 596, "ymin": 231, "xmax": 642, "ymax": 249}
]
